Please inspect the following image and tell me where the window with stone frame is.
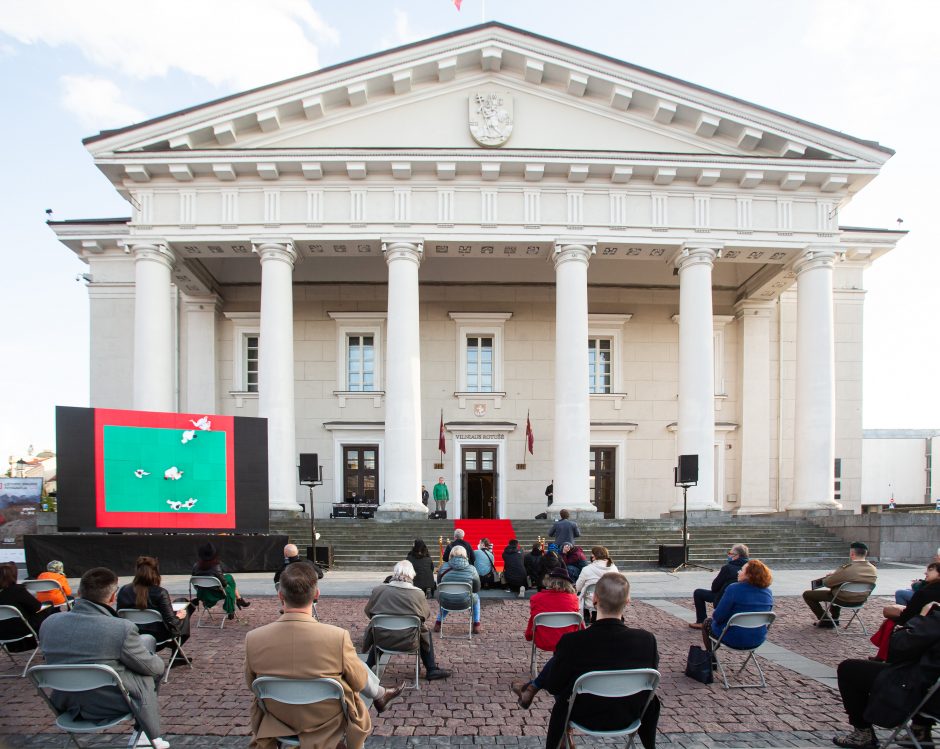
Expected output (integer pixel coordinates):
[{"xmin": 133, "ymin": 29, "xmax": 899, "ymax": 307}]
[
  {"xmin": 588, "ymin": 338, "xmax": 613, "ymax": 394},
  {"xmin": 346, "ymin": 334, "xmax": 375, "ymax": 392},
  {"xmin": 465, "ymin": 335, "xmax": 494, "ymax": 393},
  {"xmin": 244, "ymin": 334, "xmax": 260, "ymax": 393}
]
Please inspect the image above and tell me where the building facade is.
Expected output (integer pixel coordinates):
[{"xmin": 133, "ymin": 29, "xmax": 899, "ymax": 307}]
[{"xmin": 52, "ymin": 23, "xmax": 904, "ymax": 520}]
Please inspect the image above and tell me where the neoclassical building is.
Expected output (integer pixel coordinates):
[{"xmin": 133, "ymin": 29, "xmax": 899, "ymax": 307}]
[{"xmin": 52, "ymin": 23, "xmax": 904, "ymax": 521}]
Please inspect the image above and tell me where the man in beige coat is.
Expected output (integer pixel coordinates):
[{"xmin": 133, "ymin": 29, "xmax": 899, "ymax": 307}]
[
  {"xmin": 802, "ymin": 541, "xmax": 878, "ymax": 628},
  {"xmin": 245, "ymin": 563, "xmax": 403, "ymax": 749}
]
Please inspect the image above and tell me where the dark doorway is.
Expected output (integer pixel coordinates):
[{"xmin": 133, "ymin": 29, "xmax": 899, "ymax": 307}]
[
  {"xmin": 343, "ymin": 445, "xmax": 378, "ymax": 502},
  {"xmin": 461, "ymin": 447, "xmax": 498, "ymax": 518},
  {"xmin": 590, "ymin": 447, "xmax": 615, "ymax": 519}
]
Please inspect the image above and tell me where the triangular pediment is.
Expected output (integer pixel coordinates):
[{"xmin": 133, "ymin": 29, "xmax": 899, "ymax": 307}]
[{"xmin": 86, "ymin": 23, "xmax": 891, "ymax": 173}]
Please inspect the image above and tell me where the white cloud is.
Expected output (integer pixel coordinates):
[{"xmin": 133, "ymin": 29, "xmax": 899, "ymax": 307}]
[
  {"xmin": 0, "ymin": 0, "xmax": 339, "ymax": 89},
  {"xmin": 59, "ymin": 74, "xmax": 145, "ymax": 128},
  {"xmin": 380, "ymin": 9, "xmax": 424, "ymax": 50}
]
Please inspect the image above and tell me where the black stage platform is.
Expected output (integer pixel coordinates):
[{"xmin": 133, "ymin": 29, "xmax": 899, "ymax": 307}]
[{"xmin": 23, "ymin": 533, "xmax": 288, "ymax": 577}]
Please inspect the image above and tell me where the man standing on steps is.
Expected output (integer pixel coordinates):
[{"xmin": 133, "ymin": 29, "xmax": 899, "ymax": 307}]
[
  {"xmin": 548, "ymin": 509, "xmax": 581, "ymax": 549},
  {"xmin": 433, "ymin": 476, "xmax": 449, "ymax": 516}
]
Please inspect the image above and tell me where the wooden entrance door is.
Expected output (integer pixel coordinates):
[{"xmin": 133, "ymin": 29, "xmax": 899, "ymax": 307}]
[
  {"xmin": 461, "ymin": 447, "xmax": 498, "ymax": 519},
  {"xmin": 589, "ymin": 447, "xmax": 615, "ymax": 519},
  {"xmin": 343, "ymin": 445, "xmax": 378, "ymax": 503}
]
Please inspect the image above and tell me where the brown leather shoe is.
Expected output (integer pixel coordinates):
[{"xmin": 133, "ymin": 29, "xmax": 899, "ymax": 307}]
[
  {"xmin": 513, "ymin": 682, "xmax": 538, "ymax": 709},
  {"xmin": 373, "ymin": 682, "xmax": 405, "ymax": 714},
  {"xmin": 510, "ymin": 680, "xmax": 527, "ymax": 697},
  {"xmin": 688, "ymin": 622, "xmax": 704, "ymax": 630},
  {"xmin": 433, "ymin": 620, "xmax": 441, "ymax": 633},
  {"xmin": 472, "ymin": 622, "xmax": 482, "ymax": 634}
]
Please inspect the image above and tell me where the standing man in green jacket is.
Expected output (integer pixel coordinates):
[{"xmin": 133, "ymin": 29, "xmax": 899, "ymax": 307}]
[{"xmin": 433, "ymin": 476, "xmax": 449, "ymax": 515}]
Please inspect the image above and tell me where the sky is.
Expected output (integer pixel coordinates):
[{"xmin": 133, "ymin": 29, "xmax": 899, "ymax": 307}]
[{"xmin": 0, "ymin": 0, "xmax": 937, "ymax": 464}]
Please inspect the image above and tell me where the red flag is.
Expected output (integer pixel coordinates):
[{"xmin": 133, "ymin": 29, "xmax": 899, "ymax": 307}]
[
  {"xmin": 453, "ymin": 0, "xmax": 462, "ymax": 9},
  {"xmin": 438, "ymin": 410, "xmax": 446, "ymax": 454},
  {"xmin": 525, "ymin": 411, "xmax": 534, "ymax": 455}
]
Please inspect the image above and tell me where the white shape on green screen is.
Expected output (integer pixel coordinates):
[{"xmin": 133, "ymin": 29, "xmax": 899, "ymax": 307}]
[
  {"xmin": 134, "ymin": 469, "xmax": 150, "ymax": 478},
  {"xmin": 181, "ymin": 429, "xmax": 197, "ymax": 444},
  {"xmin": 164, "ymin": 466, "xmax": 184, "ymax": 480}
]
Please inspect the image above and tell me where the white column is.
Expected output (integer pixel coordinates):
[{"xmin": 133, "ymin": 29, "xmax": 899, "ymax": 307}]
[
  {"xmin": 675, "ymin": 244, "xmax": 719, "ymax": 509},
  {"xmin": 378, "ymin": 238, "xmax": 427, "ymax": 515},
  {"xmin": 792, "ymin": 248, "xmax": 840, "ymax": 509},
  {"xmin": 255, "ymin": 240, "xmax": 301, "ymax": 512},
  {"xmin": 553, "ymin": 240, "xmax": 597, "ymax": 513},
  {"xmin": 182, "ymin": 294, "xmax": 219, "ymax": 414},
  {"xmin": 131, "ymin": 242, "xmax": 175, "ymax": 412},
  {"xmin": 734, "ymin": 300, "xmax": 774, "ymax": 513}
]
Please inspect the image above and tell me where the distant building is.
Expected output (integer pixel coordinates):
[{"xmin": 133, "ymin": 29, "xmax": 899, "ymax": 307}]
[
  {"xmin": 51, "ymin": 23, "xmax": 904, "ymax": 520},
  {"xmin": 861, "ymin": 429, "xmax": 940, "ymax": 508}
]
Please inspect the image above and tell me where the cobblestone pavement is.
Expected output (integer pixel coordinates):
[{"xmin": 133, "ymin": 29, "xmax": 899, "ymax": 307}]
[{"xmin": 0, "ymin": 594, "xmax": 893, "ymax": 748}]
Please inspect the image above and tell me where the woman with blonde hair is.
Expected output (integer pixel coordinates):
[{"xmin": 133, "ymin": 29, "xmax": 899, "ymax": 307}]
[{"xmin": 574, "ymin": 546, "xmax": 618, "ymax": 622}]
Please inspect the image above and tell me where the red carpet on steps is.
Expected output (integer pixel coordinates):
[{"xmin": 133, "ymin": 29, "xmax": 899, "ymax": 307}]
[{"xmin": 452, "ymin": 519, "xmax": 516, "ymax": 572}]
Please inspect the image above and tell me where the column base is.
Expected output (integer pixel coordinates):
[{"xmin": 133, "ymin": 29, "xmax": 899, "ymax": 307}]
[
  {"xmin": 376, "ymin": 503, "xmax": 429, "ymax": 522},
  {"xmin": 269, "ymin": 502, "xmax": 304, "ymax": 514},
  {"xmin": 669, "ymin": 501, "xmax": 721, "ymax": 512},
  {"xmin": 733, "ymin": 506, "xmax": 776, "ymax": 516},
  {"xmin": 787, "ymin": 500, "xmax": 844, "ymax": 512},
  {"xmin": 664, "ymin": 508, "xmax": 730, "ymax": 521},
  {"xmin": 555, "ymin": 505, "xmax": 604, "ymax": 521}
]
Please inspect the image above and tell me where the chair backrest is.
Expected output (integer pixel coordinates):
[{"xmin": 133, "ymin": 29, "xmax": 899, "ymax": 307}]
[
  {"xmin": 190, "ymin": 575, "xmax": 223, "ymax": 591},
  {"xmin": 437, "ymin": 581, "xmax": 473, "ymax": 601},
  {"xmin": 533, "ymin": 612, "xmax": 584, "ymax": 630},
  {"xmin": 833, "ymin": 582, "xmax": 875, "ymax": 604},
  {"xmin": 572, "ymin": 668, "xmax": 660, "ymax": 700},
  {"xmin": 251, "ymin": 676, "xmax": 348, "ymax": 722},
  {"xmin": 0, "ymin": 604, "xmax": 28, "ymax": 623},
  {"xmin": 28, "ymin": 663, "xmax": 124, "ymax": 693},
  {"xmin": 370, "ymin": 614, "xmax": 421, "ymax": 632},
  {"xmin": 0, "ymin": 604, "xmax": 38, "ymax": 645},
  {"xmin": 117, "ymin": 608, "xmax": 164, "ymax": 627},
  {"xmin": 23, "ymin": 579, "xmax": 64, "ymax": 595},
  {"xmin": 725, "ymin": 611, "xmax": 776, "ymax": 630}
]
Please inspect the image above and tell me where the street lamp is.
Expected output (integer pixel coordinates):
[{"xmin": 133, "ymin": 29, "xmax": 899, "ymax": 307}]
[{"xmin": 15, "ymin": 459, "xmax": 27, "ymax": 478}]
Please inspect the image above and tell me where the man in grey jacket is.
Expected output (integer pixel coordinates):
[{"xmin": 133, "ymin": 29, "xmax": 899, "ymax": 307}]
[
  {"xmin": 39, "ymin": 567, "xmax": 167, "ymax": 748},
  {"xmin": 363, "ymin": 560, "xmax": 451, "ymax": 680},
  {"xmin": 549, "ymin": 509, "xmax": 581, "ymax": 549}
]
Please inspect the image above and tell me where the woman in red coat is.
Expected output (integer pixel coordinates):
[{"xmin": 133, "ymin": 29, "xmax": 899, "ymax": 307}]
[{"xmin": 511, "ymin": 567, "xmax": 581, "ymax": 708}]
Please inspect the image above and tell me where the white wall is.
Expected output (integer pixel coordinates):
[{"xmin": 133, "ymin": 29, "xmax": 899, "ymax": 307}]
[{"xmin": 862, "ymin": 438, "xmax": 928, "ymax": 505}]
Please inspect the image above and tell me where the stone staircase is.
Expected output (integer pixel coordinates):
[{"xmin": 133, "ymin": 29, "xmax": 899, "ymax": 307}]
[{"xmin": 270, "ymin": 515, "xmax": 850, "ymax": 570}]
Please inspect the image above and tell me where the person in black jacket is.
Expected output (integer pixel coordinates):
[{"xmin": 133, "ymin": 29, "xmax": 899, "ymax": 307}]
[
  {"xmin": 442, "ymin": 529, "xmax": 475, "ymax": 565},
  {"xmin": 537, "ymin": 549, "xmax": 563, "ymax": 591},
  {"xmin": 117, "ymin": 556, "xmax": 193, "ymax": 664},
  {"xmin": 502, "ymin": 539, "xmax": 528, "ymax": 597},
  {"xmin": 832, "ymin": 602, "xmax": 940, "ymax": 749},
  {"xmin": 543, "ymin": 572, "xmax": 660, "ymax": 749},
  {"xmin": 0, "ymin": 561, "xmax": 56, "ymax": 652},
  {"xmin": 524, "ymin": 543, "xmax": 544, "ymax": 588},
  {"xmin": 407, "ymin": 539, "xmax": 437, "ymax": 598},
  {"xmin": 689, "ymin": 543, "xmax": 748, "ymax": 629},
  {"xmin": 273, "ymin": 544, "xmax": 324, "ymax": 586}
]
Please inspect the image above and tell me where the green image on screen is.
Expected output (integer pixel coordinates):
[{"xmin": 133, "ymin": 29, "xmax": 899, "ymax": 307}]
[{"xmin": 103, "ymin": 426, "xmax": 228, "ymax": 514}]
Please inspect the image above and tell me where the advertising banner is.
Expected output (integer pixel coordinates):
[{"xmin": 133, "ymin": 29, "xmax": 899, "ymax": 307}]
[{"xmin": 0, "ymin": 477, "xmax": 43, "ymax": 545}]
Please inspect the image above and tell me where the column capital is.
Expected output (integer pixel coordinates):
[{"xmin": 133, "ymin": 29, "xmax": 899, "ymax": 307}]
[
  {"xmin": 733, "ymin": 299, "xmax": 775, "ymax": 319},
  {"xmin": 675, "ymin": 243, "xmax": 719, "ymax": 271},
  {"xmin": 127, "ymin": 240, "xmax": 174, "ymax": 269},
  {"xmin": 252, "ymin": 239, "xmax": 297, "ymax": 266},
  {"xmin": 181, "ymin": 292, "xmax": 222, "ymax": 314},
  {"xmin": 552, "ymin": 239, "xmax": 595, "ymax": 269},
  {"xmin": 794, "ymin": 247, "xmax": 838, "ymax": 276},
  {"xmin": 382, "ymin": 237, "xmax": 424, "ymax": 266}
]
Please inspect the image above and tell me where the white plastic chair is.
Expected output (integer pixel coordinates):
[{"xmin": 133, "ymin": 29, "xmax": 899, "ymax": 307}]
[
  {"xmin": 708, "ymin": 611, "xmax": 776, "ymax": 689},
  {"xmin": 580, "ymin": 582, "xmax": 597, "ymax": 623},
  {"xmin": 529, "ymin": 611, "xmax": 584, "ymax": 679},
  {"xmin": 0, "ymin": 605, "xmax": 40, "ymax": 678},
  {"xmin": 189, "ymin": 575, "xmax": 230, "ymax": 629},
  {"xmin": 251, "ymin": 676, "xmax": 348, "ymax": 748},
  {"xmin": 880, "ymin": 674, "xmax": 940, "ymax": 749},
  {"xmin": 557, "ymin": 668, "xmax": 660, "ymax": 749},
  {"xmin": 28, "ymin": 663, "xmax": 156, "ymax": 748},
  {"xmin": 369, "ymin": 614, "xmax": 422, "ymax": 689},
  {"xmin": 436, "ymin": 581, "xmax": 475, "ymax": 640},
  {"xmin": 118, "ymin": 608, "xmax": 192, "ymax": 683},
  {"xmin": 820, "ymin": 582, "xmax": 875, "ymax": 635},
  {"xmin": 22, "ymin": 579, "xmax": 73, "ymax": 611}
]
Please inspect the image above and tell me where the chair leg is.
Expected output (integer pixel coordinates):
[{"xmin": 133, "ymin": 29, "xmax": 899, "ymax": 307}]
[
  {"xmin": 530, "ymin": 640, "xmax": 537, "ymax": 680},
  {"xmin": 413, "ymin": 652, "xmax": 420, "ymax": 690},
  {"xmin": 712, "ymin": 647, "xmax": 731, "ymax": 689},
  {"xmin": 19, "ymin": 647, "xmax": 38, "ymax": 678}
]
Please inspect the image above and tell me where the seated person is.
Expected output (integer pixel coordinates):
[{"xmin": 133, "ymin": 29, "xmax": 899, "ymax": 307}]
[
  {"xmin": 544, "ymin": 572, "xmax": 660, "ymax": 749},
  {"xmin": 560, "ymin": 543, "xmax": 588, "ymax": 583},
  {"xmin": 36, "ymin": 560, "xmax": 73, "ymax": 608},
  {"xmin": 434, "ymin": 546, "xmax": 481, "ymax": 633},
  {"xmin": 511, "ymin": 567, "xmax": 581, "ymax": 707},
  {"xmin": 442, "ymin": 529, "xmax": 475, "ymax": 565},
  {"xmin": 702, "ymin": 559, "xmax": 774, "ymax": 652},
  {"xmin": 362, "ymin": 560, "xmax": 451, "ymax": 681},
  {"xmin": 406, "ymin": 539, "xmax": 436, "ymax": 599},
  {"xmin": 895, "ymin": 552, "xmax": 940, "ymax": 606},
  {"xmin": 689, "ymin": 543, "xmax": 748, "ymax": 629},
  {"xmin": 272, "ymin": 544, "xmax": 322, "ymax": 602},
  {"xmin": 117, "ymin": 556, "xmax": 194, "ymax": 665},
  {"xmin": 523, "ymin": 543, "xmax": 543, "ymax": 589},
  {"xmin": 191, "ymin": 542, "xmax": 250, "ymax": 619},
  {"xmin": 473, "ymin": 538, "xmax": 497, "ymax": 588},
  {"xmin": 502, "ymin": 539, "xmax": 528, "ymax": 598},
  {"xmin": 39, "ymin": 567, "xmax": 167, "ymax": 749},
  {"xmin": 832, "ymin": 602, "xmax": 940, "ymax": 749},
  {"xmin": 575, "ymin": 546, "xmax": 619, "ymax": 622},
  {"xmin": 870, "ymin": 561, "xmax": 940, "ymax": 661},
  {"xmin": 0, "ymin": 561, "xmax": 56, "ymax": 652},
  {"xmin": 537, "ymin": 548, "xmax": 563, "ymax": 591},
  {"xmin": 803, "ymin": 541, "xmax": 877, "ymax": 628},
  {"xmin": 245, "ymin": 564, "xmax": 402, "ymax": 749}
]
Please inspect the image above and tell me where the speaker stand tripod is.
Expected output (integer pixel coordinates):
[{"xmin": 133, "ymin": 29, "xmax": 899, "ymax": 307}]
[{"xmin": 672, "ymin": 483, "xmax": 713, "ymax": 574}]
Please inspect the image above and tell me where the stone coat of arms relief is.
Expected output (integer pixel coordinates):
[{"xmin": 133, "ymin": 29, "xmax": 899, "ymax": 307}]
[{"xmin": 469, "ymin": 92, "xmax": 513, "ymax": 147}]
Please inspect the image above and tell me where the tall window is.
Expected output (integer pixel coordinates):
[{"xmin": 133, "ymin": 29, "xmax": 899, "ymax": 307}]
[
  {"xmin": 344, "ymin": 445, "xmax": 378, "ymax": 502},
  {"xmin": 588, "ymin": 338, "xmax": 612, "ymax": 394},
  {"xmin": 466, "ymin": 336, "xmax": 494, "ymax": 392},
  {"xmin": 834, "ymin": 458, "xmax": 842, "ymax": 502},
  {"xmin": 245, "ymin": 335, "xmax": 259, "ymax": 393},
  {"xmin": 347, "ymin": 335, "xmax": 375, "ymax": 392}
]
